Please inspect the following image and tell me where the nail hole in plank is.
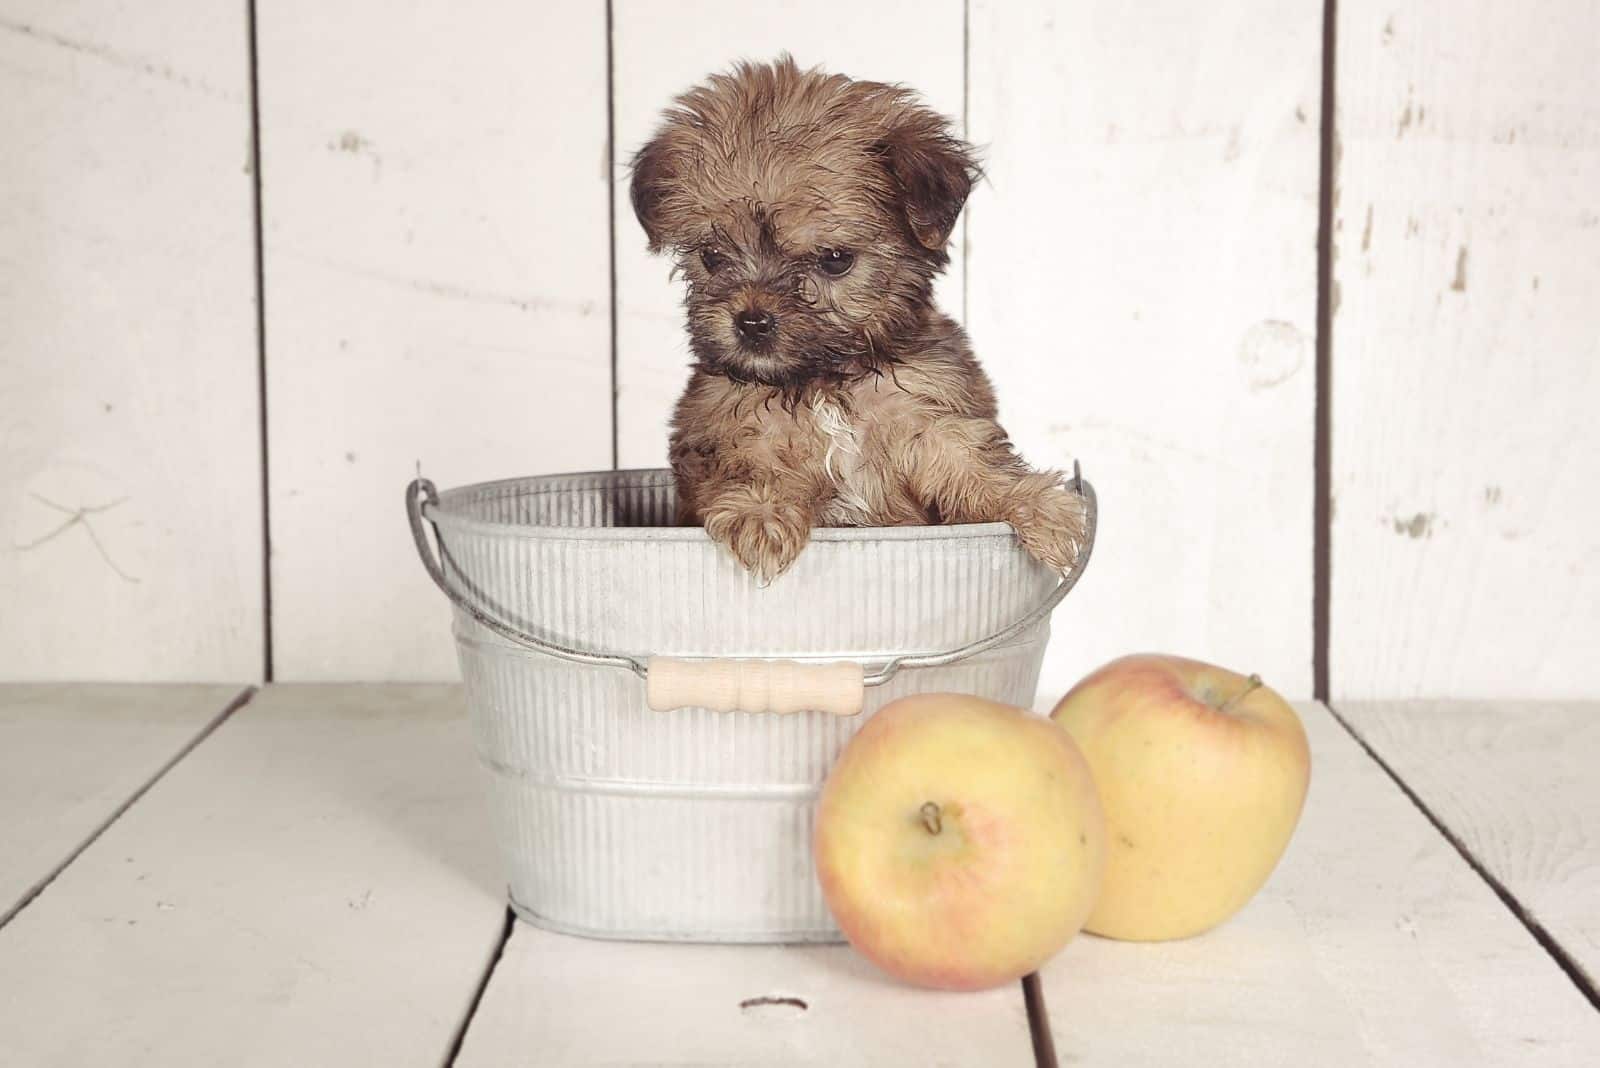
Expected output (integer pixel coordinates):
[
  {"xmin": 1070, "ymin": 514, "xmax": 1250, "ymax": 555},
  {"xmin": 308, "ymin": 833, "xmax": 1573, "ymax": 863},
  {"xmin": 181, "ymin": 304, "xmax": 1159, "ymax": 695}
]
[{"xmin": 739, "ymin": 995, "xmax": 809, "ymax": 1018}]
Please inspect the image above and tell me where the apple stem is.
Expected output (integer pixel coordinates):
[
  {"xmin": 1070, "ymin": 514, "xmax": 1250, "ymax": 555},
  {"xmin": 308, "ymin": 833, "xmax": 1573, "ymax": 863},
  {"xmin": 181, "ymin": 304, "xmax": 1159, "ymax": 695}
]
[
  {"xmin": 1219, "ymin": 674, "xmax": 1264, "ymax": 713},
  {"xmin": 919, "ymin": 801, "xmax": 942, "ymax": 836}
]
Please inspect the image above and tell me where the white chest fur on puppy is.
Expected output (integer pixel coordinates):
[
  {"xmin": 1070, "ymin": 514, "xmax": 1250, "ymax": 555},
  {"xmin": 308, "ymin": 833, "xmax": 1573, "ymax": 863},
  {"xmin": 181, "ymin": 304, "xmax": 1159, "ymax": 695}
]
[{"xmin": 810, "ymin": 395, "xmax": 875, "ymax": 526}]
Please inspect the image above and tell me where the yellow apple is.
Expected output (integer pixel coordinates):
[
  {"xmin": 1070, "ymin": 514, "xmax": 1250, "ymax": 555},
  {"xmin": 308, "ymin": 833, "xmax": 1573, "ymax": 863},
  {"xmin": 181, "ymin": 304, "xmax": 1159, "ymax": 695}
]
[
  {"xmin": 1050, "ymin": 654, "xmax": 1311, "ymax": 941},
  {"xmin": 814, "ymin": 693, "xmax": 1106, "ymax": 990}
]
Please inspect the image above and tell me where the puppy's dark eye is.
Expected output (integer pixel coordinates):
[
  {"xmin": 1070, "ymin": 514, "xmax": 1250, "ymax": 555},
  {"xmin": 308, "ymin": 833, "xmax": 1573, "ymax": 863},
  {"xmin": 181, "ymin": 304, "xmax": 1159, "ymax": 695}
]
[
  {"xmin": 817, "ymin": 248, "xmax": 855, "ymax": 277},
  {"xmin": 700, "ymin": 247, "xmax": 729, "ymax": 273}
]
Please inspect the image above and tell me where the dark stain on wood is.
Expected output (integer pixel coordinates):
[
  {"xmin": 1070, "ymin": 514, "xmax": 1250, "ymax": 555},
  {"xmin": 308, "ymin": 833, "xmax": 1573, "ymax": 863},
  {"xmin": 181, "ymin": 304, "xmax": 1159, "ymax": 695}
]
[
  {"xmin": 1392, "ymin": 513, "xmax": 1434, "ymax": 539},
  {"xmin": 1451, "ymin": 246, "xmax": 1469, "ymax": 292}
]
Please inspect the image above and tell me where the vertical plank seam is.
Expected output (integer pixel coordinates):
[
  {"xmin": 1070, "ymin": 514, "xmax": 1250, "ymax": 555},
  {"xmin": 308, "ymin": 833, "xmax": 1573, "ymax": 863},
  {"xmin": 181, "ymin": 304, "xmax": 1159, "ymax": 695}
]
[
  {"xmin": 606, "ymin": 0, "xmax": 620, "ymax": 471},
  {"xmin": 1324, "ymin": 701, "xmax": 1600, "ymax": 1011},
  {"xmin": 443, "ymin": 907, "xmax": 515, "ymax": 1067},
  {"xmin": 0, "ymin": 686, "xmax": 259, "ymax": 931},
  {"xmin": 246, "ymin": 0, "xmax": 273, "ymax": 682},
  {"xmin": 966, "ymin": 20, "xmax": 1050, "ymax": 1061},
  {"xmin": 1312, "ymin": 0, "xmax": 1336, "ymax": 703},
  {"xmin": 961, "ymin": 0, "xmax": 971, "ymax": 326}
]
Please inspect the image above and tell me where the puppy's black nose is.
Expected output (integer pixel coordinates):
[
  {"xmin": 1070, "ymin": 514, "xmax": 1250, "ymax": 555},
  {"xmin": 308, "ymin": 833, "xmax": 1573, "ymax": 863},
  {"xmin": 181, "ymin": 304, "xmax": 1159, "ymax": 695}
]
[{"xmin": 734, "ymin": 310, "xmax": 775, "ymax": 340}]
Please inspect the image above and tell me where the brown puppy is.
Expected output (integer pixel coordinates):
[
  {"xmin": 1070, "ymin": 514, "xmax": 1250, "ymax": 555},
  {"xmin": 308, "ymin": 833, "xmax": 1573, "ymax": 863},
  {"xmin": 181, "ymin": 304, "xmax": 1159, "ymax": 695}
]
[{"xmin": 631, "ymin": 57, "xmax": 1086, "ymax": 582}]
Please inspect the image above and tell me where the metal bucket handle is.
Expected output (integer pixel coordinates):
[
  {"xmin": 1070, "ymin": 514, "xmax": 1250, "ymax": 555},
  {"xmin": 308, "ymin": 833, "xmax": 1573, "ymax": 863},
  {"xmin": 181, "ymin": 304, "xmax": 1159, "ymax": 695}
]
[{"xmin": 406, "ymin": 468, "xmax": 1096, "ymax": 715}]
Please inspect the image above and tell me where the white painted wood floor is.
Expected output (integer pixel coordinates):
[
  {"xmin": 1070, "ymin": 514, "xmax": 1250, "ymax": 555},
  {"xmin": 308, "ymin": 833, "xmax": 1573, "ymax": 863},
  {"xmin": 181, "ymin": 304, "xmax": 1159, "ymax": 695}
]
[{"xmin": 1, "ymin": 686, "xmax": 1597, "ymax": 1066}]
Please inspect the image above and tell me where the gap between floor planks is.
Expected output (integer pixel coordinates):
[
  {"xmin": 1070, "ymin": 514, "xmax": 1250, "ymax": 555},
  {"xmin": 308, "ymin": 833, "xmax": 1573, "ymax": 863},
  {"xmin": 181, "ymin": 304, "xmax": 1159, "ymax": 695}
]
[
  {"xmin": 0, "ymin": 685, "xmax": 256, "ymax": 931},
  {"xmin": 1327, "ymin": 700, "xmax": 1600, "ymax": 1014},
  {"xmin": 9, "ymin": 687, "xmax": 1594, "ymax": 1066}
]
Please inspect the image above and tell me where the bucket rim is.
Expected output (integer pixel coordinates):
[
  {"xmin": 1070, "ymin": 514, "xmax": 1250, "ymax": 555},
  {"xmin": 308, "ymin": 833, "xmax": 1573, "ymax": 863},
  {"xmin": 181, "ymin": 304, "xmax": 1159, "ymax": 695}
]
[{"xmin": 428, "ymin": 467, "xmax": 1025, "ymax": 544}]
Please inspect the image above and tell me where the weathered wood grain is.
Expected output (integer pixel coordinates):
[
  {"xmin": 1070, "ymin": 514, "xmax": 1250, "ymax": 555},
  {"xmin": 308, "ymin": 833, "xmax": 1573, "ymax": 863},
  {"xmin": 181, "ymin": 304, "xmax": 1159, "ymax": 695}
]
[
  {"xmin": 0, "ymin": 684, "xmax": 244, "ymax": 923},
  {"xmin": 5, "ymin": 685, "xmax": 1598, "ymax": 1063},
  {"xmin": 1330, "ymin": 1, "xmax": 1600, "ymax": 698},
  {"xmin": 0, "ymin": 685, "xmax": 506, "ymax": 1067},
  {"xmin": 611, "ymin": 0, "xmax": 966, "ymax": 468},
  {"xmin": 1339, "ymin": 700, "xmax": 1600, "ymax": 995},
  {"xmin": 967, "ymin": 1, "xmax": 1322, "ymax": 702},
  {"xmin": 1036, "ymin": 701, "xmax": 1600, "ymax": 1064},
  {"xmin": 455, "ymin": 926, "xmax": 1035, "ymax": 1066},
  {"xmin": 257, "ymin": 2, "xmax": 613, "ymax": 679},
  {"xmin": 0, "ymin": 1, "xmax": 263, "ymax": 680}
]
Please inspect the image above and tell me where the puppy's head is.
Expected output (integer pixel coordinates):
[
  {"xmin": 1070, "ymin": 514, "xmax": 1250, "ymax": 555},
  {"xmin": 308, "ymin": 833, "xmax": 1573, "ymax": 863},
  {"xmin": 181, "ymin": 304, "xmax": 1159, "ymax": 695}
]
[{"xmin": 630, "ymin": 57, "xmax": 978, "ymax": 389}]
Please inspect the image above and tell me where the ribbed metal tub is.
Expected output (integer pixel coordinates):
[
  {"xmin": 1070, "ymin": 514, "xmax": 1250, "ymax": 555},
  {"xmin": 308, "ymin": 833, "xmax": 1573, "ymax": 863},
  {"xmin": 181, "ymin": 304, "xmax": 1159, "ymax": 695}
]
[{"xmin": 407, "ymin": 468, "xmax": 1095, "ymax": 943}]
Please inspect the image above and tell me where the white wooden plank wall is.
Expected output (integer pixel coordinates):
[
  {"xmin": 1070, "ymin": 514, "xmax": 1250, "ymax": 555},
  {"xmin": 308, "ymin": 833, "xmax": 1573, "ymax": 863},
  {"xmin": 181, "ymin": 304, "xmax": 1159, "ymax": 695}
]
[
  {"xmin": 3, "ymin": 1, "xmax": 1597, "ymax": 697},
  {"xmin": 967, "ymin": 0, "xmax": 1322, "ymax": 701},
  {"xmin": 257, "ymin": 1, "xmax": 612, "ymax": 681},
  {"xmin": 1330, "ymin": 1, "xmax": 1600, "ymax": 699},
  {"xmin": 611, "ymin": 0, "xmax": 968, "ymax": 468},
  {"xmin": 0, "ymin": 0, "xmax": 262, "ymax": 681}
]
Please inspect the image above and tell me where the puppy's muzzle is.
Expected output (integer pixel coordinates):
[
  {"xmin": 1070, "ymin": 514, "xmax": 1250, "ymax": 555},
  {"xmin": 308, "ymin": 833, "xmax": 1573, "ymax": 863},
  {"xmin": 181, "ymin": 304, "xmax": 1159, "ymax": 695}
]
[{"xmin": 734, "ymin": 309, "xmax": 776, "ymax": 342}]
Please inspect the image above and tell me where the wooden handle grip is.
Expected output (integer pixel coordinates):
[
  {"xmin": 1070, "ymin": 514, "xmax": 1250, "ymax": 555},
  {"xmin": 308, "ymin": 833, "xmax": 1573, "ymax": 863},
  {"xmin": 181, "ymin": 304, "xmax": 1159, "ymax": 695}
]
[{"xmin": 645, "ymin": 657, "xmax": 865, "ymax": 716}]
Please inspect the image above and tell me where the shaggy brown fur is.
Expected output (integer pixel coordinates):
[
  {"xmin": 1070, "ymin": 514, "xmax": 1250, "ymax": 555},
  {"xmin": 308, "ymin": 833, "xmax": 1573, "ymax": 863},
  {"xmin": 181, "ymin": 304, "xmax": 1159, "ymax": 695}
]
[{"xmin": 631, "ymin": 57, "xmax": 1086, "ymax": 582}]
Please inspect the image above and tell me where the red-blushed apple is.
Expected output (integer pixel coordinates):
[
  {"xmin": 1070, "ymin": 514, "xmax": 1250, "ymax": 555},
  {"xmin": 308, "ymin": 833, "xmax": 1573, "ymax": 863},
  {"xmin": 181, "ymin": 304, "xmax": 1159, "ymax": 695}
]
[
  {"xmin": 814, "ymin": 693, "xmax": 1106, "ymax": 991},
  {"xmin": 1050, "ymin": 654, "xmax": 1311, "ymax": 941}
]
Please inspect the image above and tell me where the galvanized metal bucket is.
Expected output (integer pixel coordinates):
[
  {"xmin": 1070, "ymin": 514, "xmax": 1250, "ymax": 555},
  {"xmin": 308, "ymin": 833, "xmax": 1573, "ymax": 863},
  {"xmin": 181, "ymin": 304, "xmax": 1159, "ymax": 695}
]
[{"xmin": 406, "ymin": 467, "xmax": 1096, "ymax": 943}]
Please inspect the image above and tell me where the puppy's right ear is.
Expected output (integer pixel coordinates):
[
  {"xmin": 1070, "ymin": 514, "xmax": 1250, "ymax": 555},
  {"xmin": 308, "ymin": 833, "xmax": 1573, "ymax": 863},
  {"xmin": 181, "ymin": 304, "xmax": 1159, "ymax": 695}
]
[
  {"xmin": 629, "ymin": 135, "xmax": 676, "ymax": 253},
  {"xmin": 875, "ymin": 104, "xmax": 980, "ymax": 261}
]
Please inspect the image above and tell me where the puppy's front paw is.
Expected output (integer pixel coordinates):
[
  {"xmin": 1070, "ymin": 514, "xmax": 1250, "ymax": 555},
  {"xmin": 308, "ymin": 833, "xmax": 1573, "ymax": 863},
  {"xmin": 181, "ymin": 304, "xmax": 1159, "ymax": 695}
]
[
  {"xmin": 703, "ymin": 491, "xmax": 813, "ymax": 584},
  {"xmin": 1006, "ymin": 479, "xmax": 1089, "ymax": 573}
]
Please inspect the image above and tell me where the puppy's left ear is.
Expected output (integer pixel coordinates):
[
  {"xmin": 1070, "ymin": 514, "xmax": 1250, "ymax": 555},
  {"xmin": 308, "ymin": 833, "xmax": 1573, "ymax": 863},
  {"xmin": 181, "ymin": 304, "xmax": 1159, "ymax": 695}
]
[
  {"xmin": 877, "ymin": 107, "xmax": 980, "ymax": 256},
  {"xmin": 629, "ymin": 134, "xmax": 677, "ymax": 253}
]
